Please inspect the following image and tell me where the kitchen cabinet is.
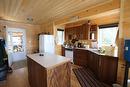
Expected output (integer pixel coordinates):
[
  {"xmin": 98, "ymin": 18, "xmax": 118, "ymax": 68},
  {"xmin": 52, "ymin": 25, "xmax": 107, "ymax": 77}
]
[
  {"xmin": 62, "ymin": 46, "xmax": 65, "ymax": 56},
  {"xmin": 73, "ymin": 49, "xmax": 88, "ymax": 66},
  {"xmin": 73, "ymin": 48, "xmax": 118, "ymax": 85},
  {"xmin": 65, "ymin": 23, "xmax": 90, "ymax": 40},
  {"xmin": 88, "ymin": 51, "xmax": 100, "ymax": 78},
  {"xmin": 27, "ymin": 53, "xmax": 71, "ymax": 87},
  {"xmin": 89, "ymin": 25, "xmax": 98, "ymax": 40},
  {"xmin": 82, "ymin": 23, "xmax": 89, "ymax": 40},
  {"xmin": 98, "ymin": 55, "xmax": 118, "ymax": 84}
]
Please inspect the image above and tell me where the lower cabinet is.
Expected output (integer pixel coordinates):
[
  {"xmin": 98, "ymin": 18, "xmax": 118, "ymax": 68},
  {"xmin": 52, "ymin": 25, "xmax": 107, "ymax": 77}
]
[
  {"xmin": 88, "ymin": 51, "xmax": 100, "ymax": 78},
  {"xmin": 73, "ymin": 49, "xmax": 88, "ymax": 67},
  {"xmin": 98, "ymin": 55, "xmax": 118, "ymax": 85},
  {"xmin": 62, "ymin": 46, "xmax": 65, "ymax": 56},
  {"xmin": 73, "ymin": 48, "xmax": 118, "ymax": 85}
]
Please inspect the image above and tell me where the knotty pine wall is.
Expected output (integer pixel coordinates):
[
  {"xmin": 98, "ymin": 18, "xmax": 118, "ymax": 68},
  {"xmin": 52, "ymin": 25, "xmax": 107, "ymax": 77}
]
[
  {"xmin": 41, "ymin": 22, "xmax": 63, "ymax": 55},
  {"xmin": 117, "ymin": 0, "xmax": 130, "ymax": 85},
  {"xmin": 39, "ymin": 0, "xmax": 120, "ymax": 56},
  {"xmin": 0, "ymin": 20, "xmax": 41, "ymax": 54},
  {"xmin": 41, "ymin": 22, "xmax": 54, "ymax": 35}
]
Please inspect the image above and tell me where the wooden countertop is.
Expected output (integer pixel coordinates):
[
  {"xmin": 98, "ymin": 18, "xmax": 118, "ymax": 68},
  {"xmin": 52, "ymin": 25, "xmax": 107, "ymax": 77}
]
[{"xmin": 27, "ymin": 53, "xmax": 71, "ymax": 69}]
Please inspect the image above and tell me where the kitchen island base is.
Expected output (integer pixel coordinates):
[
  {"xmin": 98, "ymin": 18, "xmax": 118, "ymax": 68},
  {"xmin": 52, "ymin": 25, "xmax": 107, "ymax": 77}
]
[{"xmin": 27, "ymin": 55, "xmax": 71, "ymax": 87}]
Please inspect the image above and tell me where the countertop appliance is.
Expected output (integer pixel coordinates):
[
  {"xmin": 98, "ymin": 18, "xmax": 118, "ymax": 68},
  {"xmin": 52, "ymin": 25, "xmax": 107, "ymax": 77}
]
[{"xmin": 39, "ymin": 35, "xmax": 55, "ymax": 54}]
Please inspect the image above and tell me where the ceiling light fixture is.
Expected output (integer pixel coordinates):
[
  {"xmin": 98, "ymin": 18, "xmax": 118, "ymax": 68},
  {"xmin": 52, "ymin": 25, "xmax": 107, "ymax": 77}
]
[
  {"xmin": 69, "ymin": 16, "xmax": 79, "ymax": 21},
  {"xmin": 27, "ymin": 17, "xmax": 33, "ymax": 22}
]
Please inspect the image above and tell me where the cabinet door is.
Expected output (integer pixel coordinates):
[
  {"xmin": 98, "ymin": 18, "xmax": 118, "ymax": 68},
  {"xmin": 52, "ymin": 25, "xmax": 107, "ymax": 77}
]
[
  {"xmin": 65, "ymin": 28, "xmax": 69, "ymax": 40},
  {"xmin": 88, "ymin": 51, "xmax": 100, "ymax": 77},
  {"xmin": 73, "ymin": 49, "xmax": 88, "ymax": 66},
  {"xmin": 75, "ymin": 26, "xmax": 81, "ymax": 40},
  {"xmin": 98, "ymin": 56, "xmax": 118, "ymax": 85},
  {"xmin": 62, "ymin": 46, "xmax": 65, "ymax": 56},
  {"xmin": 90, "ymin": 25, "xmax": 97, "ymax": 40},
  {"xmin": 65, "ymin": 28, "xmax": 73, "ymax": 40},
  {"xmin": 82, "ymin": 23, "xmax": 89, "ymax": 40}
]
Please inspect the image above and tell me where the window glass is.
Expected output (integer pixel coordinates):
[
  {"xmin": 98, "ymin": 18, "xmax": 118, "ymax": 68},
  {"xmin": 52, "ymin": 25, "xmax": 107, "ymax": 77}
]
[
  {"xmin": 98, "ymin": 27, "xmax": 118, "ymax": 47},
  {"xmin": 12, "ymin": 32, "xmax": 24, "ymax": 52},
  {"xmin": 57, "ymin": 29, "xmax": 64, "ymax": 45}
]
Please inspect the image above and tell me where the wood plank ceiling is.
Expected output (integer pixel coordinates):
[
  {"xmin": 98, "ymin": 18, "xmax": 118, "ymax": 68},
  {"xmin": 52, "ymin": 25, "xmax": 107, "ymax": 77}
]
[{"xmin": 0, "ymin": 0, "xmax": 111, "ymax": 24}]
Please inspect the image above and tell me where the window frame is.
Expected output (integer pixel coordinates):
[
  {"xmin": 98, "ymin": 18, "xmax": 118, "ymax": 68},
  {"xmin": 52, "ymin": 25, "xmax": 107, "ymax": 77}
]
[
  {"xmin": 57, "ymin": 29, "xmax": 64, "ymax": 45},
  {"xmin": 98, "ymin": 23, "xmax": 119, "ymax": 47}
]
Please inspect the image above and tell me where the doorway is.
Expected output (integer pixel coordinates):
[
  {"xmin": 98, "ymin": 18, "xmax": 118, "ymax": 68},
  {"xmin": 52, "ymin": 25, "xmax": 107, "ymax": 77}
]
[{"xmin": 6, "ymin": 28, "xmax": 26, "ymax": 66}]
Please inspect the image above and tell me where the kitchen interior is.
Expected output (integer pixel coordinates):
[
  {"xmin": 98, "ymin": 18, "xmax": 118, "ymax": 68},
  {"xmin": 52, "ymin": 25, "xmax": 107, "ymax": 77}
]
[{"xmin": 0, "ymin": 0, "xmax": 130, "ymax": 87}]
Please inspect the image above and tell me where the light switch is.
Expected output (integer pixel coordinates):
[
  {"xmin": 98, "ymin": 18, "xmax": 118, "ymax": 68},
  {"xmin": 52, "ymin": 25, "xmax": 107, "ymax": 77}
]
[{"xmin": 125, "ymin": 47, "xmax": 129, "ymax": 51}]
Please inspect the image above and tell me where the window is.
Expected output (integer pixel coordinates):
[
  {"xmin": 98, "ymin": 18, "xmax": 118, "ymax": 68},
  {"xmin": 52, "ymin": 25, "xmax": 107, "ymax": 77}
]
[
  {"xmin": 98, "ymin": 24, "xmax": 118, "ymax": 47},
  {"xmin": 57, "ymin": 29, "xmax": 64, "ymax": 45},
  {"xmin": 12, "ymin": 32, "xmax": 24, "ymax": 52}
]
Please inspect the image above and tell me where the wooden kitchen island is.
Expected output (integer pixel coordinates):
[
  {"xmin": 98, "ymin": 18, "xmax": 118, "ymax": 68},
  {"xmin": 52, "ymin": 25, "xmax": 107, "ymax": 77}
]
[{"xmin": 27, "ymin": 53, "xmax": 71, "ymax": 87}]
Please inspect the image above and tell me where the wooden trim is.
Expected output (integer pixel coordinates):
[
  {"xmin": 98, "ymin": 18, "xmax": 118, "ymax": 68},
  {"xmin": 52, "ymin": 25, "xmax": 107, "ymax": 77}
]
[{"xmin": 99, "ymin": 23, "xmax": 119, "ymax": 29}]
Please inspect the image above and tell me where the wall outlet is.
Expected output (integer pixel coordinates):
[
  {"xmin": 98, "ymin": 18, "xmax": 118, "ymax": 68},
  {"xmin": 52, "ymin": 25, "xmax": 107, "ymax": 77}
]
[{"xmin": 125, "ymin": 47, "xmax": 128, "ymax": 51}]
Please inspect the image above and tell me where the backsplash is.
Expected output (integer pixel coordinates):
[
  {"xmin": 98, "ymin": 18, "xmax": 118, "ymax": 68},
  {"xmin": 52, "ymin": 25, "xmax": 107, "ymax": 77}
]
[{"xmin": 64, "ymin": 39, "xmax": 91, "ymax": 48}]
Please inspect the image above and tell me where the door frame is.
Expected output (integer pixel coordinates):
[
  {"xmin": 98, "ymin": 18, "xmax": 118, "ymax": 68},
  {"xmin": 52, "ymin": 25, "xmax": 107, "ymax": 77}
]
[{"xmin": 6, "ymin": 28, "xmax": 26, "ymax": 65}]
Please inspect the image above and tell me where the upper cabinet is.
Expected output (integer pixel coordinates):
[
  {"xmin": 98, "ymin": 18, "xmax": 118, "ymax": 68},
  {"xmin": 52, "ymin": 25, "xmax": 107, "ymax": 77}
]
[
  {"xmin": 65, "ymin": 23, "xmax": 97, "ymax": 41},
  {"xmin": 90, "ymin": 25, "xmax": 98, "ymax": 40},
  {"xmin": 82, "ymin": 23, "xmax": 90, "ymax": 40}
]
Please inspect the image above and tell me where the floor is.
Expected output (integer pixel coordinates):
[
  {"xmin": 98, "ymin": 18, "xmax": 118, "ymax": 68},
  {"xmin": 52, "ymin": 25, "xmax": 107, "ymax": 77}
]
[
  {"xmin": 1, "ymin": 60, "xmax": 129, "ymax": 87},
  {"xmin": 11, "ymin": 60, "xmax": 27, "ymax": 70},
  {"xmin": 0, "ymin": 62, "xmax": 81, "ymax": 87}
]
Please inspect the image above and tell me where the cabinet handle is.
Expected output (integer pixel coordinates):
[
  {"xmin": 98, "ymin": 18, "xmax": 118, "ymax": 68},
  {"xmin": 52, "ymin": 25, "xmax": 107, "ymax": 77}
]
[{"xmin": 121, "ymin": 67, "xmax": 125, "ymax": 68}]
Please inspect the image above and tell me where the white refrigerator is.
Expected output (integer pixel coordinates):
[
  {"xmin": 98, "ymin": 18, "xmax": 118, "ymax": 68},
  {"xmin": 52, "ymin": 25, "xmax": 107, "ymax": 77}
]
[{"xmin": 39, "ymin": 35, "xmax": 55, "ymax": 54}]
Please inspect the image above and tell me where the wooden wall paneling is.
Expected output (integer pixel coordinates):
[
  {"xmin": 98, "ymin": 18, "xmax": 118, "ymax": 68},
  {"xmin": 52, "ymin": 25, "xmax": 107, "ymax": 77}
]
[
  {"xmin": 0, "ymin": 0, "xmax": 112, "ymax": 24},
  {"xmin": 55, "ymin": 45, "xmax": 62, "ymax": 55},
  {"xmin": 117, "ymin": 59, "xmax": 125, "ymax": 85},
  {"xmin": 55, "ymin": 0, "xmax": 120, "ymax": 25},
  {"xmin": 91, "ymin": 13, "xmax": 120, "ymax": 25},
  {"xmin": 41, "ymin": 22, "xmax": 54, "ymax": 35},
  {"xmin": 117, "ymin": 0, "xmax": 130, "ymax": 85},
  {"xmin": 0, "ymin": 20, "xmax": 41, "ymax": 54}
]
